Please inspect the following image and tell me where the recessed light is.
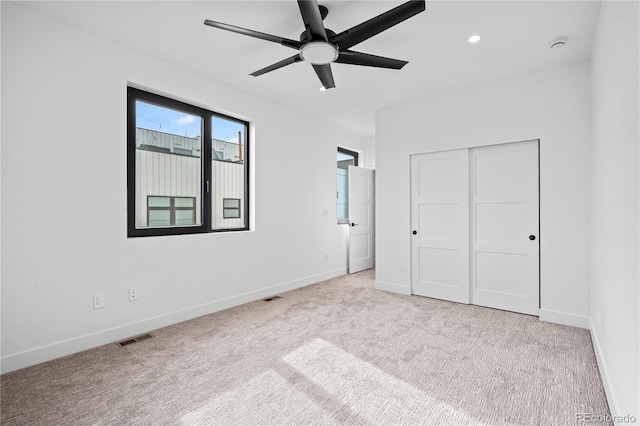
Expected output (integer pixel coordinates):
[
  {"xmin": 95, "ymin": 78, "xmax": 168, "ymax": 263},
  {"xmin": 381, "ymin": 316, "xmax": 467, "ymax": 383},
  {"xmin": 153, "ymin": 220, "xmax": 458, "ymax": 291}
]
[{"xmin": 468, "ymin": 34, "xmax": 482, "ymax": 44}]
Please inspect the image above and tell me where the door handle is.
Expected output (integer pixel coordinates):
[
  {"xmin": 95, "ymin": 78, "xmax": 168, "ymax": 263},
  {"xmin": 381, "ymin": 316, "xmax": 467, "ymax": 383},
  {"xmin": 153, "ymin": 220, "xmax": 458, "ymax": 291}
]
[
  {"xmin": 529, "ymin": 235, "xmax": 536, "ymax": 240},
  {"xmin": 351, "ymin": 223, "xmax": 358, "ymax": 227},
  {"xmin": 412, "ymin": 230, "xmax": 417, "ymax": 235}
]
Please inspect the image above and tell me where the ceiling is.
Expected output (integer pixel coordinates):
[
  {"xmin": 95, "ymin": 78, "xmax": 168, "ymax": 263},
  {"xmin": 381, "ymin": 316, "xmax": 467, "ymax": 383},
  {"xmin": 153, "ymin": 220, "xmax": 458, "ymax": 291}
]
[{"xmin": 19, "ymin": 1, "xmax": 601, "ymax": 137}]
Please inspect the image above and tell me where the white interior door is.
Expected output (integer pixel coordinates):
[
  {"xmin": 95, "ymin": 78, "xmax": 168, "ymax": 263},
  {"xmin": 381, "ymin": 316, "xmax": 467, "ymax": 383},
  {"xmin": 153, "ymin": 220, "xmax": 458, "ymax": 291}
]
[
  {"xmin": 470, "ymin": 140, "xmax": 539, "ymax": 316},
  {"xmin": 411, "ymin": 150, "xmax": 470, "ymax": 303},
  {"xmin": 348, "ymin": 166, "xmax": 374, "ymax": 273}
]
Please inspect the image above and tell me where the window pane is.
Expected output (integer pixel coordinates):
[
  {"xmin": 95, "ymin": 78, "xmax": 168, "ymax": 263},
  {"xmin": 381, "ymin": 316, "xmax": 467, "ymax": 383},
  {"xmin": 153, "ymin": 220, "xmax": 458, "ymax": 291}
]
[
  {"xmin": 337, "ymin": 149, "xmax": 357, "ymax": 221},
  {"xmin": 337, "ymin": 168, "xmax": 349, "ymax": 220},
  {"xmin": 175, "ymin": 197, "xmax": 195, "ymax": 208},
  {"xmin": 212, "ymin": 117, "xmax": 247, "ymax": 230},
  {"xmin": 148, "ymin": 196, "xmax": 170, "ymax": 207},
  {"xmin": 148, "ymin": 210, "xmax": 171, "ymax": 227},
  {"xmin": 223, "ymin": 208, "xmax": 240, "ymax": 219},
  {"xmin": 175, "ymin": 209, "xmax": 195, "ymax": 225},
  {"xmin": 135, "ymin": 101, "xmax": 202, "ymax": 229},
  {"xmin": 223, "ymin": 198, "xmax": 240, "ymax": 208}
]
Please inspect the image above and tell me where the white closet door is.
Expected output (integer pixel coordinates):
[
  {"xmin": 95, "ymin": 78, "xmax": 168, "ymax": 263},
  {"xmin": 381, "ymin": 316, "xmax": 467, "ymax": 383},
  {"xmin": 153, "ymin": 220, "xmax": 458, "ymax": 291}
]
[
  {"xmin": 411, "ymin": 150, "xmax": 469, "ymax": 304},
  {"xmin": 470, "ymin": 140, "xmax": 539, "ymax": 316}
]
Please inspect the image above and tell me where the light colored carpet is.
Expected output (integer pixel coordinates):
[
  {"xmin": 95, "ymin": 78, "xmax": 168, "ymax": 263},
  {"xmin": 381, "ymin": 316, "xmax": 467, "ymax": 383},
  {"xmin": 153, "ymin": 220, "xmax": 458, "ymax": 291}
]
[{"xmin": 1, "ymin": 270, "xmax": 610, "ymax": 425}]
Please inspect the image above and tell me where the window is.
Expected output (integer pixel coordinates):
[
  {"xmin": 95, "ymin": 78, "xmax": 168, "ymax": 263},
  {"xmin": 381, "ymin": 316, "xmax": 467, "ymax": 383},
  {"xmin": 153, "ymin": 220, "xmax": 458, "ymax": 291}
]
[
  {"xmin": 147, "ymin": 196, "xmax": 196, "ymax": 227},
  {"xmin": 128, "ymin": 87, "xmax": 249, "ymax": 237},
  {"xmin": 337, "ymin": 148, "xmax": 359, "ymax": 224},
  {"xmin": 223, "ymin": 198, "xmax": 241, "ymax": 219}
]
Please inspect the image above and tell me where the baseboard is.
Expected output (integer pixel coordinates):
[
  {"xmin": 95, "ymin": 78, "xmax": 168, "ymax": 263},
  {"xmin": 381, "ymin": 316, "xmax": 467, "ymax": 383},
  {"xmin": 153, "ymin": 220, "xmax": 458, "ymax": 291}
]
[
  {"xmin": 1, "ymin": 310, "xmax": 187, "ymax": 375},
  {"xmin": 374, "ymin": 280, "xmax": 411, "ymax": 296},
  {"xmin": 1, "ymin": 267, "xmax": 347, "ymax": 374},
  {"xmin": 539, "ymin": 308, "xmax": 590, "ymax": 329},
  {"xmin": 184, "ymin": 267, "xmax": 347, "ymax": 320},
  {"xmin": 589, "ymin": 317, "xmax": 621, "ymax": 420}
]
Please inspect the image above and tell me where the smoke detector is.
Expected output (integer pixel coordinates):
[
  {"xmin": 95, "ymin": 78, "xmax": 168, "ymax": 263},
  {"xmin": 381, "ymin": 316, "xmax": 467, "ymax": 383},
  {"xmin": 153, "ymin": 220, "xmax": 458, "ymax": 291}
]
[{"xmin": 549, "ymin": 36, "xmax": 568, "ymax": 49}]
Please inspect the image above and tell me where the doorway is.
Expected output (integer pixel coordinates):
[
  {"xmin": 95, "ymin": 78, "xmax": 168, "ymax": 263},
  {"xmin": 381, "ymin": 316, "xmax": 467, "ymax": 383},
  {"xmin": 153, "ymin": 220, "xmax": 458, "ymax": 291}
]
[{"xmin": 348, "ymin": 166, "xmax": 375, "ymax": 273}]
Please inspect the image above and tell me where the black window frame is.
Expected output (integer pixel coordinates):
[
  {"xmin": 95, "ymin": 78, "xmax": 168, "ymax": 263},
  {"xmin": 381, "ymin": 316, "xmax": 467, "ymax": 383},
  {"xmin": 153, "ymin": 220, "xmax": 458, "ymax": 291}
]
[
  {"xmin": 127, "ymin": 87, "xmax": 250, "ymax": 237},
  {"xmin": 337, "ymin": 147, "xmax": 359, "ymax": 167}
]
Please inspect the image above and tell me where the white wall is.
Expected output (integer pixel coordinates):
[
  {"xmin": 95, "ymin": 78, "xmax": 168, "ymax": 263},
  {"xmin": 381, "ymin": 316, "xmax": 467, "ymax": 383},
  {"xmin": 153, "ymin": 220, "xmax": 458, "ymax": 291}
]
[
  {"xmin": 364, "ymin": 136, "xmax": 376, "ymax": 169},
  {"xmin": 0, "ymin": 3, "xmax": 369, "ymax": 373},
  {"xmin": 590, "ymin": 1, "xmax": 639, "ymax": 419},
  {"xmin": 375, "ymin": 61, "xmax": 592, "ymax": 328}
]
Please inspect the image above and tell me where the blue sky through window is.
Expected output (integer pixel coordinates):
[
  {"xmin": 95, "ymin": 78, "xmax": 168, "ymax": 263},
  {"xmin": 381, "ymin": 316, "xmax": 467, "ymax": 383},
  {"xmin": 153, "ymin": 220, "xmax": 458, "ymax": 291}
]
[
  {"xmin": 136, "ymin": 101, "xmax": 244, "ymax": 144},
  {"xmin": 337, "ymin": 151, "xmax": 355, "ymax": 161}
]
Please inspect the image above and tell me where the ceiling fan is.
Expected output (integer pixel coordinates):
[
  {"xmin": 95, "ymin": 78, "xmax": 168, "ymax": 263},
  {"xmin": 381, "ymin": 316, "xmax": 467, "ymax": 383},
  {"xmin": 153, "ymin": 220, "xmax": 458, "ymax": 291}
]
[{"xmin": 204, "ymin": 0, "xmax": 426, "ymax": 90}]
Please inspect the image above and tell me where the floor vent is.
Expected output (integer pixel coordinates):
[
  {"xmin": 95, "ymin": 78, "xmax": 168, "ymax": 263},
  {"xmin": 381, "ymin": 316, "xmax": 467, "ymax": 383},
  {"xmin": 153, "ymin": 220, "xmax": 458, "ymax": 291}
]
[
  {"xmin": 118, "ymin": 334, "xmax": 153, "ymax": 347},
  {"xmin": 263, "ymin": 295, "xmax": 282, "ymax": 302}
]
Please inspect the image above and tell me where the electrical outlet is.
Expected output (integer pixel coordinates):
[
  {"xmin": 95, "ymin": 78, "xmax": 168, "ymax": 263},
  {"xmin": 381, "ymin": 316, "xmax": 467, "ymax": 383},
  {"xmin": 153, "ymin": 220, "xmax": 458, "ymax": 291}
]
[
  {"xmin": 93, "ymin": 293, "xmax": 105, "ymax": 309},
  {"xmin": 129, "ymin": 287, "xmax": 138, "ymax": 302}
]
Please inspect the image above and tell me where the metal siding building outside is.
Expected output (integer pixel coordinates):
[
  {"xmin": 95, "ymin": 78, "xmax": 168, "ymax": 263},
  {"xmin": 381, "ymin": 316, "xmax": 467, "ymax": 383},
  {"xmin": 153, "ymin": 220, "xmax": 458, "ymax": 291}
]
[
  {"xmin": 135, "ymin": 150, "xmax": 202, "ymax": 227},
  {"xmin": 212, "ymin": 161, "xmax": 245, "ymax": 229},
  {"xmin": 134, "ymin": 129, "xmax": 244, "ymax": 229}
]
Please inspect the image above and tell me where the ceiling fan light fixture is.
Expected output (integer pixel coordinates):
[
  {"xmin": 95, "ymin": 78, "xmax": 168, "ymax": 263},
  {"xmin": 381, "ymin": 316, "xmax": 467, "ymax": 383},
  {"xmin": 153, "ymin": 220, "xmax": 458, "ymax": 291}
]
[{"xmin": 300, "ymin": 42, "xmax": 339, "ymax": 65}]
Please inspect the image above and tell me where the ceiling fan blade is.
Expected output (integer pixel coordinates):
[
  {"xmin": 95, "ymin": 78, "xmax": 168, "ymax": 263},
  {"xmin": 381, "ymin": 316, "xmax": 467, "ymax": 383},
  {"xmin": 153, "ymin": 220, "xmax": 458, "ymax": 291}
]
[
  {"xmin": 312, "ymin": 64, "xmax": 335, "ymax": 89},
  {"xmin": 297, "ymin": 0, "xmax": 328, "ymax": 42},
  {"xmin": 335, "ymin": 51, "xmax": 408, "ymax": 69},
  {"xmin": 204, "ymin": 20, "xmax": 301, "ymax": 50},
  {"xmin": 250, "ymin": 55, "xmax": 303, "ymax": 77},
  {"xmin": 330, "ymin": 0, "xmax": 425, "ymax": 50}
]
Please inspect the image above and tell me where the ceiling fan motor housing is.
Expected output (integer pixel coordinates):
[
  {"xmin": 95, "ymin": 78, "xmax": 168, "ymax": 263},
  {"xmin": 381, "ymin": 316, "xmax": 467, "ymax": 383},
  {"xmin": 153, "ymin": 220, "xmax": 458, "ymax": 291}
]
[{"xmin": 300, "ymin": 28, "xmax": 336, "ymax": 43}]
